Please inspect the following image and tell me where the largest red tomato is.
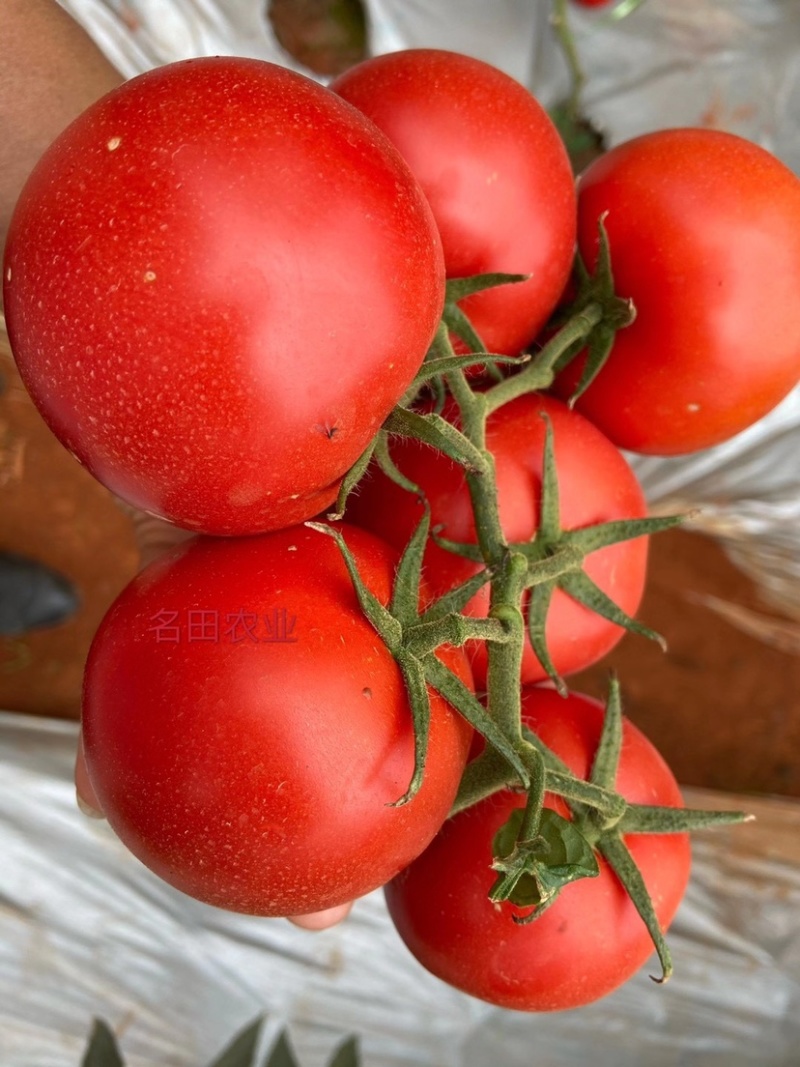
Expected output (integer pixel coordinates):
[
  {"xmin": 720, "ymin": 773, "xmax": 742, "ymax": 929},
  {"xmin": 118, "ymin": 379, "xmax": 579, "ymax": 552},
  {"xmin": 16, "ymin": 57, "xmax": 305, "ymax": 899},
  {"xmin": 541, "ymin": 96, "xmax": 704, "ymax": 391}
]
[
  {"xmin": 333, "ymin": 49, "xmax": 576, "ymax": 356},
  {"xmin": 557, "ymin": 128, "xmax": 800, "ymax": 454},
  {"xmin": 3, "ymin": 57, "xmax": 445, "ymax": 534},
  {"xmin": 81, "ymin": 524, "xmax": 473, "ymax": 916}
]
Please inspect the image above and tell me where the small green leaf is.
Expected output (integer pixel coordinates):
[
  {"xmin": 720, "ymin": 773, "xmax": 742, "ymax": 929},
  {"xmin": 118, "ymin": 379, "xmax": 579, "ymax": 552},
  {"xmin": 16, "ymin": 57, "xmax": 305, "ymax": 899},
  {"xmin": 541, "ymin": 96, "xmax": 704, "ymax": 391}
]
[
  {"xmin": 327, "ymin": 1036, "xmax": 360, "ymax": 1067},
  {"xmin": 81, "ymin": 1020, "xmax": 124, "ymax": 1067},
  {"xmin": 263, "ymin": 1032, "xmax": 301, "ymax": 1067},
  {"xmin": 209, "ymin": 1018, "xmax": 264, "ymax": 1067}
]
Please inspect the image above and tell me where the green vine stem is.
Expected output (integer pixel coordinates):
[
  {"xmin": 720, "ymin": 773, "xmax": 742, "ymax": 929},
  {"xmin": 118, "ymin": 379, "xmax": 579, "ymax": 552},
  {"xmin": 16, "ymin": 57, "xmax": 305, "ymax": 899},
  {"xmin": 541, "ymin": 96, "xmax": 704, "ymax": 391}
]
[{"xmin": 551, "ymin": 0, "xmax": 586, "ymax": 124}]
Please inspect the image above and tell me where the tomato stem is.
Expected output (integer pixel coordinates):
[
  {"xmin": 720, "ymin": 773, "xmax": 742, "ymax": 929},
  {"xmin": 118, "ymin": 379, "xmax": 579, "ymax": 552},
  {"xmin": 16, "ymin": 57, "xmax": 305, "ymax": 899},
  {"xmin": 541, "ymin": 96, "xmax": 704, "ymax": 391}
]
[
  {"xmin": 483, "ymin": 301, "xmax": 603, "ymax": 414},
  {"xmin": 550, "ymin": 0, "xmax": 587, "ymax": 124}
]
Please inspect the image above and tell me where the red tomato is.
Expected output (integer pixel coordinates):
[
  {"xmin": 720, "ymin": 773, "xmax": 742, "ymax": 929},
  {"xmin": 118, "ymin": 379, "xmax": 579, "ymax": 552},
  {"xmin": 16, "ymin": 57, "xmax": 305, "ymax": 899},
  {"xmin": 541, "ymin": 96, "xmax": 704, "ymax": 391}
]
[
  {"xmin": 347, "ymin": 393, "xmax": 648, "ymax": 688},
  {"xmin": 573, "ymin": 0, "xmax": 613, "ymax": 7},
  {"xmin": 385, "ymin": 686, "xmax": 691, "ymax": 1011},
  {"xmin": 332, "ymin": 49, "xmax": 576, "ymax": 356},
  {"xmin": 556, "ymin": 128, "xmax": 800, "ymax": 454},
  {"xmin": 3, "ymin": 57, "xmax": 445, "ymax": 535},
  {"xmin": 81, "ymin": 524, "xmax": 473, "ymax": 915}
]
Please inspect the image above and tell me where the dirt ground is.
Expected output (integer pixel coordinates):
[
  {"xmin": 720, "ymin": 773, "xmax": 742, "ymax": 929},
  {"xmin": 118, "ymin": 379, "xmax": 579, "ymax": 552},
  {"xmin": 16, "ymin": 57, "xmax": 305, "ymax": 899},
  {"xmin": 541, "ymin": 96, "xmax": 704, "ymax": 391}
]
[{"xmin": 1, "ymin": 329, "xmax": 799, "ymax": 797}]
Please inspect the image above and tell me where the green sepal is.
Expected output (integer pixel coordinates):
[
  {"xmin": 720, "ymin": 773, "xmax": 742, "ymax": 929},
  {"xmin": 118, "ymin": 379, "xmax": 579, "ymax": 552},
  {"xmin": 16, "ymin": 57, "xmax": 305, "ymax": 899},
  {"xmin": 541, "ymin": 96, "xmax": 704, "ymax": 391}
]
[
  {"xmin": 81, "ymin": 1020, "xmax": 124, "ymax": 1067},
  {"xmin": 589, "ymin": 673, "xmax": 623, "ymax": 792},
  {"xmin": 559, "ymin": 569, "xmax": 667, "ymax": 650},
  {"xmin": 390, "ymin": 651, "xmax": 432, "ymax": 807},
  {"xmin": 304, "ymin": 523, "xmax": 402, "ymax": 651},
  {"xmin": 209, "ymin": 1017, "xmax": 264, "ymax": 1067},
  {"xmin": 537, "ymin": 415, "xmax": 560, "ymax": 541},
  {"xmin": 422, "ymin": 655, "xmax": 530, "ymax": 788},
  {"xmin": 328, "ymin": 436, "xmax": 378, "ymax": 520},
  {"xmin": 373, "ymin": 432, "xmax": 420, "ymax": 496},
  {"xmin": 526, "ymin": 581, "xmax": 566, "ymax": 697},
  {"xmin": 598, "ymin": 834, "xmax": 673, "ymax": 983},
  {"xmin": 490, "ymin": 807, "xmax": 600, "ymax": 912},
  {"xmin": 442, "ymin": 273, "xmax": 528, "ymax": 358},
  {"xmin": 264, "ymin": 1031, "xmax": 301, "ymax": 1067},
  {"xmin": 556, "ymin": 217, "xmax": 636, "ymax": 394},
  {"xmin": 384, "ymin": 406, "xmax": 488, "ymax": 474},
  {"xmin": 563, "ymin": 512, "xmax": 687, "ymax": 554},
  {"xmin": 390, "ymin": 507, "xmax": 430, "ymax": 627},
  {"xmin": 445, "ymin": 273, "xmax": 530, "ymax": 304},
  {"xmin": 568, "ymin": 323, "xmax": 616, "ymax": 405},
  {"xmin": 412, "ymin": 351, "xmax": 528, "ymax": 387},
  {"xmin": 618, "ymin": 804, "xmax": 753, "ymax": 836},
  {"xmin": 429, "ymin": 530, "xmax": 485, "ymax": 563},
  {"xmin": 420, "ymin": 568, "xmax": 494, "ymax": 621}
]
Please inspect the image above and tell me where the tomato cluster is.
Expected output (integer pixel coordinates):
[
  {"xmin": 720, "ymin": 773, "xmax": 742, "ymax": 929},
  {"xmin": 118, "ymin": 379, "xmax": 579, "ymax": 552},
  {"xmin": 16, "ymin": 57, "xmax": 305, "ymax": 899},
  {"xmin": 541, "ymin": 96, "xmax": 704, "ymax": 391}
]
[{"xmin": 3, "ymin": 45, "xmax": 794, "ymax": 1014}]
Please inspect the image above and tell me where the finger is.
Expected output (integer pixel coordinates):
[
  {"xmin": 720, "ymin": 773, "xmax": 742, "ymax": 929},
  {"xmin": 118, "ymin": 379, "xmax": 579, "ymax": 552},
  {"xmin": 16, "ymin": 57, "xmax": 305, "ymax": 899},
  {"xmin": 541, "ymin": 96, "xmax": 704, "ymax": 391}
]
[
  {"xmin": 74, "ymin": 732, "xmax": 105, "ymax": 819},
  {"xmin": 287, "ymin": 902, "xmax": 353, "ymax": 930}
]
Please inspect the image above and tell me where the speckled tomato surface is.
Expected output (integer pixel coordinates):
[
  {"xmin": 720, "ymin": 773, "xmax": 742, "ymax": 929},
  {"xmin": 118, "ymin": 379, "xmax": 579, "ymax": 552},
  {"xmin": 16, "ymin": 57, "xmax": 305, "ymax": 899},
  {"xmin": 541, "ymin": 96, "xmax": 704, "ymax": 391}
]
[
  {"xmin": 3, "ymin": 57, "xmax": 445, "ymax": 534},
  {"xmin": 333, "ymin": 49, "xmax": 576, "ymax": 357},
  {"xmin": 82, "ymin": 524, "xmax": 473, "ymax": 915}
]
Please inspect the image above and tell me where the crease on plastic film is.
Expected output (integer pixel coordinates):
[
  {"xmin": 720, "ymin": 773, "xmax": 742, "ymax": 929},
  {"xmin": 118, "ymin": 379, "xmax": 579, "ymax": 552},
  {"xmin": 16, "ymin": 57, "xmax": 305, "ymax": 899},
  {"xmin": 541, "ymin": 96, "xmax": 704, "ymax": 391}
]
[{"xmin": 1, "ymin": 714, "xmax": 800, "ymax": 1066}]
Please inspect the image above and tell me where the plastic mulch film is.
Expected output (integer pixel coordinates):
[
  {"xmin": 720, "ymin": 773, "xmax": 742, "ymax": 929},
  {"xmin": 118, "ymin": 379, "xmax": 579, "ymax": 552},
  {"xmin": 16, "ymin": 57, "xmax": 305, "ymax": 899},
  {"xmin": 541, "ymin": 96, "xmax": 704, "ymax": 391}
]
[{"xmin": 2, "ymin": 711, "xmax": 800, "ymax": 1066}]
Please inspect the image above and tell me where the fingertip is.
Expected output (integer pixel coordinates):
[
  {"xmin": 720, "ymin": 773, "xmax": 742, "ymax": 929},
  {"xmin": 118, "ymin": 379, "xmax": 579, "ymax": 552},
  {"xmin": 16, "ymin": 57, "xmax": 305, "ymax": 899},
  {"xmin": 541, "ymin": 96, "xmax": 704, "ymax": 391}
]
[
  {"xmin": 75, "ymin": 733, "xmax": 105, "ymax": 819},
  {"xmin": 287, "ymin": 902, "xmax": 353, "ymax": 931}
]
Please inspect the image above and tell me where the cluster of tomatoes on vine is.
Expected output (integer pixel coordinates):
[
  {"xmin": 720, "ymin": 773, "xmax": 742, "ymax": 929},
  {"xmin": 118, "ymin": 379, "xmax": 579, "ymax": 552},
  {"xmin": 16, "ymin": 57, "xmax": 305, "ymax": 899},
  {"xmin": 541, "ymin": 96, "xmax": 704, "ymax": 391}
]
[{"xmin": 5, "ymin": 42, "xmax": 800, "ymax": 1014}]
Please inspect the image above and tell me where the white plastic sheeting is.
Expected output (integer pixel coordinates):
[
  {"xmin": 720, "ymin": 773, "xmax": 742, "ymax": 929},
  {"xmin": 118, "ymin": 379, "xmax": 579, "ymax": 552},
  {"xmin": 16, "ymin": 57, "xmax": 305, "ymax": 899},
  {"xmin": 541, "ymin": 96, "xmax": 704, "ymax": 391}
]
[{"xmin": 2, "ymin": 711, "xmax": 800, "ymax": 1066}]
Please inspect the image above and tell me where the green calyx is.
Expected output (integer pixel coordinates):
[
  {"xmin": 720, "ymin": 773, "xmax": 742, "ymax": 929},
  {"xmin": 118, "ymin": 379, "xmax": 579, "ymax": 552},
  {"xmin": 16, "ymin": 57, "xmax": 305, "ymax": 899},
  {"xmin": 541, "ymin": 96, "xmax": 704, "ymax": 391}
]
[
  {"xmin": 306, "ymin": 515, "xmax": 530, "ymax": 806},
  {"xmin": 489, "ymin": 677, "xmax": 750, "ymax": 980},
  {"xmin": 516, "ymin": 414, "xmax": 682, "ymax": 694}
]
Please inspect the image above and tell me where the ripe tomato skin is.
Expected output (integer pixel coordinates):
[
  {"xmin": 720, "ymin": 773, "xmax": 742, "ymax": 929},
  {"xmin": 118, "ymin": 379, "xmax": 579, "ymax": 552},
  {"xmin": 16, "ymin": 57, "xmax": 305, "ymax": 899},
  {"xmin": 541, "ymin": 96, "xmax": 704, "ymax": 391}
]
[
  {"xmin": 557, "ymin": 128, "xmax": 800, "ymax": 454},
  {"xmin": 332, "ymin": 49, "xmax": 576, "ymax": 357},
  {"xmin": 3, "ymin": 57, "xmax": 445, "ymax": 535},
  {"xmin": 347, "ymin": 393, "xmax": 648, "ymax": 689},
  {"xmin": 385, "ymin": 686, "xmax": 691, "ymax": 1012},
  {"xmin": 81, "ymin": 524, "xmax": 473, "ymax": 916}
]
